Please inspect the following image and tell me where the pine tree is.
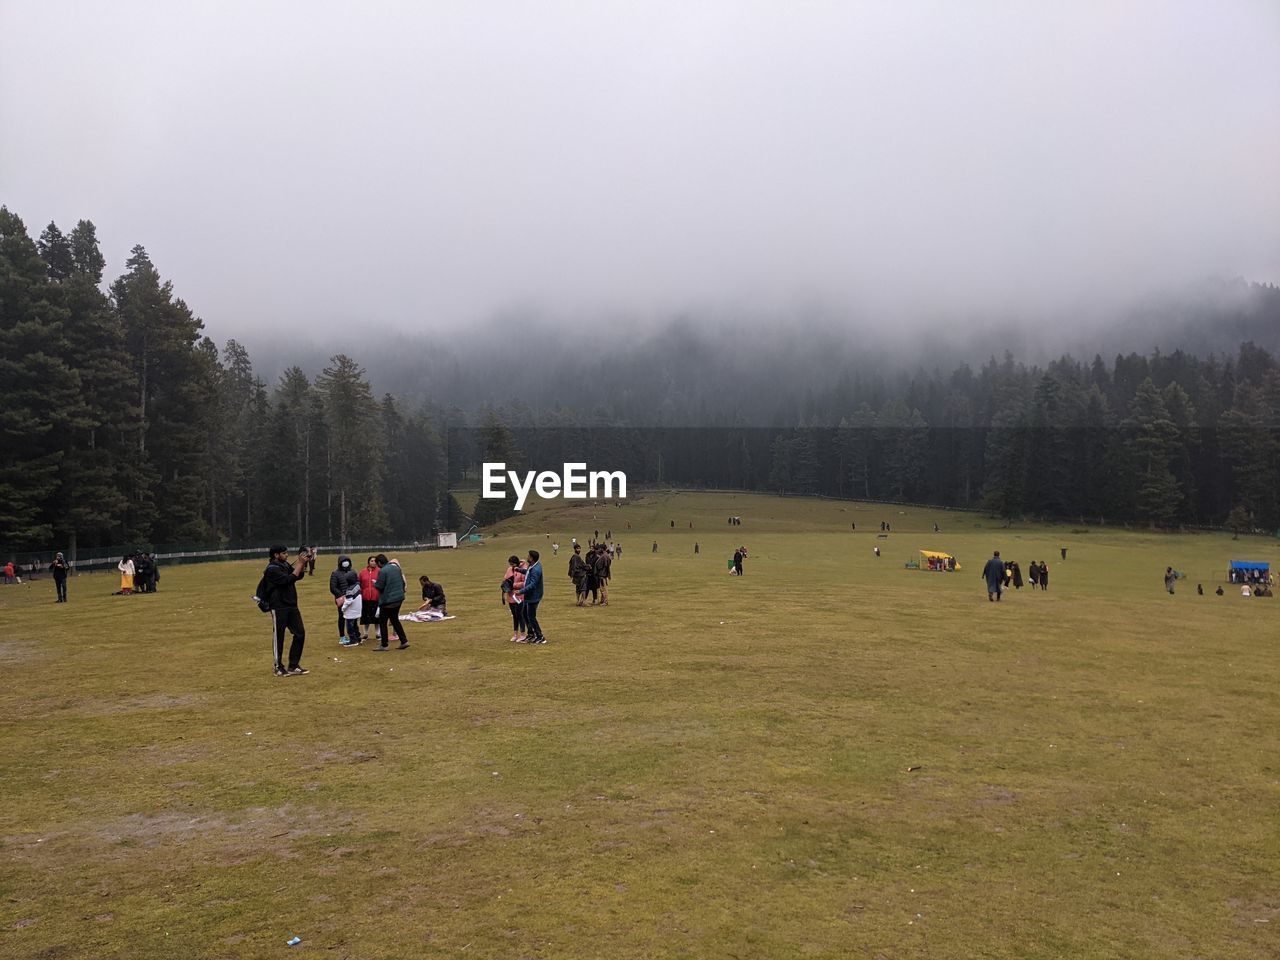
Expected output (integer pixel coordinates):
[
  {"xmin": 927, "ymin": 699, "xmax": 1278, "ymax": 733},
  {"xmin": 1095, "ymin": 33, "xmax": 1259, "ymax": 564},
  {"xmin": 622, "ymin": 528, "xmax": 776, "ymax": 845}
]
[
  {"xmin": 473, "ymin": 412, "xmax": 520, "ymax": 525},
  {"xmin": 112, "ymin": 245, "xmax": 212, "ymax": 541},
  {"xmin": 68, "ymin": 220, "xmax": 106, "ymax": 283},
  {"xmin": 981, "ymin": 395, "xmax": 1030, "ymax": 521},
  {"xmin": 1127, "ymin": 379, "xmax": 1183, "ymax": 526},
  {"xmin": 314, "ymin": 354, "xmax": 378, "ymax": 544},
  {"xmin": 0, "ymin": 209, "xmax": 80, "ymax": 546},
  {"xmin": 1160, "ymin": 382, "xmax": 1199, "ymax": 521},
  {"xmin": 36, "ymin": 222, "xmax": 74, "ymax": 281},
  {"xmin": 45, "ymin": 221, "xmax": 135, "ymax": 552}
]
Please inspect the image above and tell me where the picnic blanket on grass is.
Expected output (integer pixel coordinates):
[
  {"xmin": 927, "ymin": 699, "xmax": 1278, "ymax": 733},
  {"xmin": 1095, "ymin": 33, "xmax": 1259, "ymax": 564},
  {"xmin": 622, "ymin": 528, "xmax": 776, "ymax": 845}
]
[{"xmin": 401, "ymin": 612, "xmax": 457, "ymax": 623}]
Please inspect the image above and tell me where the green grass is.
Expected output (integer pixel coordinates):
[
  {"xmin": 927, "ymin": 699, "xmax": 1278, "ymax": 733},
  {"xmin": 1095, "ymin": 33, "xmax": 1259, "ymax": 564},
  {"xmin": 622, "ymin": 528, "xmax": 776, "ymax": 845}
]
[{"xmin": 2, "ymin": 492, "xmax": 1278, "ymax": 958}]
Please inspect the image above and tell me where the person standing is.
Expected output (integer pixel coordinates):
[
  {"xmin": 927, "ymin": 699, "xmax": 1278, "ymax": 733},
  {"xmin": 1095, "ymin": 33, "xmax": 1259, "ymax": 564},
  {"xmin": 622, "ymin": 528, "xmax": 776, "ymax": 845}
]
[
  {"xmin": 694, "ymin": 541, "xmax": 700, "ymax": 555},
  {"xmin": 307, "ymin": 547, "xmax": 318, "ymax": 576},
  {"xmin": 518, "ymin": 549, "xmax": 546, "ymax": 644},
  {"xmin": 373, "ymin": 554, "xmax": 408, "ymax": 650},
  {"xmin": 982, "ymin": 550, "xmax": 1005, "ymax": 602},
  {"xmin": 263, "ymin": 545, "xmax": 311, "ymax": 676},
  {"xmin": 329, "ymin": 555, "xmax": 360, "ymax": 643},
  {"xmin": 652, "ymin": 541, "xmax": 658, "ymax": 553},
  {"xmin": 134, "ymin": 553, "xmax": 152, "ymax": 593},
  {"xmin": 503, "ymin": 555, "xmax": 527, "ymax": 642},
  {"xmin": 50, "ymin": 552, "xmax": 69, "ymax": 602},
  {"xmin": 339, "ymin": 581, "xmax": 363, "ymax": 643},
  {"xmin": 596, "ymin": 545, "xmax": 611, "ymax": 606},
  {"xmin": 1164, "ymin": 568, "xmax": 1177, "ymax": 594},
  {"xmin": 1028, "ymin": 562, "xmax": 1039, "ymax": 589},
  {"xmin": 117, "ymin": 555, "xmax": 135, "ymax": 595},
  {"xmin": 358, "ymin": 555, "xmax": 381, "ymax": 643},
  {"xmin": 733, "ymin": 548, "xmax": 744, "ymax": 577},
  {"xmin": 584, "ymin": 547, "xmax": 601, "ymax": 605},
  {"xmin": 1039, "ymin": 561, "xmax": 1049, "ymax": 591},
  {"xmin": 1060, "ymin": 547, "xmax": 1067, "ymax": 561},
  {"xmin": 569, "ymin": 544, "xmax": 588, "ymax": 606}
]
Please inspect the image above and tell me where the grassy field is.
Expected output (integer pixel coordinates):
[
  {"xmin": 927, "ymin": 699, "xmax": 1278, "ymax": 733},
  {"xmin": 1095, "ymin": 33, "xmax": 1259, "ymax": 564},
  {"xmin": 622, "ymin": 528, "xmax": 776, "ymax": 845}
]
[{"xmin": 2, "ymin": 491, "xmax": 1278, "ymax": 959}]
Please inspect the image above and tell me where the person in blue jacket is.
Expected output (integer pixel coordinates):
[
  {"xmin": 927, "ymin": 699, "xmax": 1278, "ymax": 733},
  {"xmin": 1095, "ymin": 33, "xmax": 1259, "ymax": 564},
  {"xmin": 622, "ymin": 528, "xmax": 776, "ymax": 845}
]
[
  {"xmin": 982, "ymin": 550, "xmax": 1006, "ymax": 602},
  {"xmin": 517, "ymin": 549, "xmax": 546, "ymax": 644}
]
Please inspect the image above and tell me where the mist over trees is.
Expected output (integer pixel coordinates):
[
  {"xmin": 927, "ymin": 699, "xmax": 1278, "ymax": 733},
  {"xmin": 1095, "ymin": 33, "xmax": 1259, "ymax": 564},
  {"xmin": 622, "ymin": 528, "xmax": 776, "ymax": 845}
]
[{"xmin": 2, "ymin": 206, "xmax": 1278, "ymax": 553}]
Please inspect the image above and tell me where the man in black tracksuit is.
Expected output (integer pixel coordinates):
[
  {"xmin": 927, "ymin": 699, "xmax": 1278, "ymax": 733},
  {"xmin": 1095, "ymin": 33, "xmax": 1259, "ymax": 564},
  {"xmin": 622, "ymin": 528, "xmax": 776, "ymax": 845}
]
[
  {"xmin": 329, "ymin": 555, "xmax": 360, "ymax": 643},
  {"xmin": 263, "ymin": 545, "xmax": 311, "ymax": 677}
]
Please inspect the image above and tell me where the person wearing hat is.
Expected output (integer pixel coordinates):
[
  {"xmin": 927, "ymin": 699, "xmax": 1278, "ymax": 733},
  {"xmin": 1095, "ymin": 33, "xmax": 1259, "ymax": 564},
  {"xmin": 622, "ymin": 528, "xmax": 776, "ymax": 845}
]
[{"xmin": 982, "ymin": 550, "xmax": 1006, "ymax": 602}]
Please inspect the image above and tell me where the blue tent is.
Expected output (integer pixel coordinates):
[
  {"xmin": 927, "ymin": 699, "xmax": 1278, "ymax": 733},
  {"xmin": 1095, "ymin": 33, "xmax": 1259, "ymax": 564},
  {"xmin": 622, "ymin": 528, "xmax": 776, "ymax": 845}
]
[{"xmin": 1228, "ymin": 560, "xmax": 1270, "ymax": 584}]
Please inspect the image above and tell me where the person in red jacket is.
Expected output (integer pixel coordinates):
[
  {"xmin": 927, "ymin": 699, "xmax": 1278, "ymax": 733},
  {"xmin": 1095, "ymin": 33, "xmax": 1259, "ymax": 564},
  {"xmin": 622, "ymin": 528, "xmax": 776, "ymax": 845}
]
[{"xmin": 358, "ymin": 555, "xmax": 382, "ymax": 644}]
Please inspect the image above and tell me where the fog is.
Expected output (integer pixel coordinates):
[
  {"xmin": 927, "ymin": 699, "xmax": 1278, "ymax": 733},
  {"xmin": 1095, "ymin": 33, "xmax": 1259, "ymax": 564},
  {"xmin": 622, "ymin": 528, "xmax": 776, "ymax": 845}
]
[{"xmin": 3, "ymin": 1, "xmax": 1278, "ymax": 345}]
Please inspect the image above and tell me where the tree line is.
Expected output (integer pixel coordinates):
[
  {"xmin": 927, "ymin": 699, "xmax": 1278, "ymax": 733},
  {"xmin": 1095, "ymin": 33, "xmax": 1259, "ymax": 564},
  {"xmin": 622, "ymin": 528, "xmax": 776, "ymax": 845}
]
[
  {"xmin": 2, "ymin": 205, "xmax": 1278, "ymax": 554},
  {"xmin": 0, "ymin": 208, "xmax": 448, "ymax": 553}
]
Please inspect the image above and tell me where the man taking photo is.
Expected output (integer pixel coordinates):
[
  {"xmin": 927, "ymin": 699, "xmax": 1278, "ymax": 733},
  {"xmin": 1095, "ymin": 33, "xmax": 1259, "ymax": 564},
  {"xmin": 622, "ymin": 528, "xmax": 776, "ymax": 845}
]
[{"xmin": 263, "ymin": 545, "xmax": 312, "ymax": 676}]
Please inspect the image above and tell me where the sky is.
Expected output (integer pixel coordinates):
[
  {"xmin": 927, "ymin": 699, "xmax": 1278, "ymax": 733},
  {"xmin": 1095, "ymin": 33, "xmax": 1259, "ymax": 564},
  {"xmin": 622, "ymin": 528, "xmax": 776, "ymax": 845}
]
[{"xmin": 2, "ymin": 1, "xmax": 1278, "ymax": 342}]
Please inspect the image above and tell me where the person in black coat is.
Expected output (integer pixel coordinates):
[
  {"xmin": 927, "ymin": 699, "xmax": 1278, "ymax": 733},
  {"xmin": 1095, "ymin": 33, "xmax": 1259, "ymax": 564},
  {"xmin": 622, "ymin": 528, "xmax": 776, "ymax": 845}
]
[
  {"xmin": 419, "ymin": 575, "xmax": 446, "ymax": 615},
  {"xmin": 568, "ymin": 544, "xmax": 589, "ymax": 605},
  {"xmin": 982, "ymin": 551, "xmax": 1005, "ymax": 602},
  {"xmin": 329, "ymin": 555, "xmax": 360, "ymax": 643},
  {"xmin": 50, "ymin": 552, "xmax": 70, "ymax": 602}
]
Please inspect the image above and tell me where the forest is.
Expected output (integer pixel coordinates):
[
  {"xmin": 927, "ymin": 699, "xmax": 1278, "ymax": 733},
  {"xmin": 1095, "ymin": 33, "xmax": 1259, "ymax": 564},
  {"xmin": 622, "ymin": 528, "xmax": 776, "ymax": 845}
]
[{"xmin": 2, "ymin": 206, "xmax": 1278, "ymax": 554}]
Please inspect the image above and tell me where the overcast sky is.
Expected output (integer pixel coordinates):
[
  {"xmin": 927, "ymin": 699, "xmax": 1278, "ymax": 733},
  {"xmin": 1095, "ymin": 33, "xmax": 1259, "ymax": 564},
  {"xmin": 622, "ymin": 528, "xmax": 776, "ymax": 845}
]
[{"xmin": 3, "ymin": 1, "xmax": 1278, "ymax": 340}]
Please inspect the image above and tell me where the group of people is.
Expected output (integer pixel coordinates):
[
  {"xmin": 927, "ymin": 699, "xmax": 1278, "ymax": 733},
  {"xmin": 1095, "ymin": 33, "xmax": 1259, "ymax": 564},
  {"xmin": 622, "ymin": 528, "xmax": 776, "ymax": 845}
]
[
  {"xmin": 1186, "ymin": 572, "xmax": 1274, "ymax": 597},
  {"xmin": 257, "ymin": 548, "xmax": 419, "ymax": 677},
  {"xmin": 2, "ymin": 560, "xmax": 30, "ymax": 584},
  {"xmin": 323, "ymin": 553, "xmax": 420, "ymax": 651},
  {"xmin": 995, "ymin": 560, "xmax": 1050, "ymax": 591},
  {"xmin": 500, "ymin": 550, "xmax": 546, "ymax": 643},
  {"xmin": 567, "ymin": 542, "xmax": 612, "ymax": 606},
  {"xmin": 6, "ymin": 555, "xmax": 76, "ymax": 601},
  {"xmin": 981, "ymin": 552, "xmax": 1049, "ymax": 600},
  {"xmin": 115, "ymin": 553, "xmax": 160, "ymax": 595},
  {"xmin": 1227, "ymin": 567, "xmax": 1271, "ymax": 585}
]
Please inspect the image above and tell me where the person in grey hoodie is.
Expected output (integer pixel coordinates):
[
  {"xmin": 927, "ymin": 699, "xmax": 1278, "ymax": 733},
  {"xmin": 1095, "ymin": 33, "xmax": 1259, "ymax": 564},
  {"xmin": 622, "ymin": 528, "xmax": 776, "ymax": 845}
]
[{"xmin": 330, "ymin": 555, "xmax": 361, "ymax": 644}]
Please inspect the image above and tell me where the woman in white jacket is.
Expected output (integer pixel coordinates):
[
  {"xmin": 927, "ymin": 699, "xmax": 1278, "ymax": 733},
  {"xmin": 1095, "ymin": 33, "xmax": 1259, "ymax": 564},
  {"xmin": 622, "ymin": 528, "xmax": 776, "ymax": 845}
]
[{"xmin": 117, "ymin": 556, "xmax": 136, "ymax": 595}]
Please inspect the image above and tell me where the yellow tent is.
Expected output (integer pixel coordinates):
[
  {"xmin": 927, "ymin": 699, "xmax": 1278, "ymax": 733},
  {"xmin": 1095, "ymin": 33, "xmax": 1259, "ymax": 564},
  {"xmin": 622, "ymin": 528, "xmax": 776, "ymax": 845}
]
[{"xmin": 919, "ymin": 550, "xmax": 960, "ymax": 571}]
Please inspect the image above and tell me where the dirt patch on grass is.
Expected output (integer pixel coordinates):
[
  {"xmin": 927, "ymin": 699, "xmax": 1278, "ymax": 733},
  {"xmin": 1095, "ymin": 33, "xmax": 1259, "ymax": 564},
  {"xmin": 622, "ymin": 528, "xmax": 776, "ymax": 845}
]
[
  {"xmin": 1228, "ymin": 897, "xmax": 1279, "ymax": 926},
  {"xmin": 97, "ymin": 805, "xmax": 347, "ymax": 846},
  {"xmin": 973, "ymin": 786, "xmax": 1017, "ymax": 807},
  {"xmin": 83, "ymin": 692, "xmax": 206, "ymax": 717},
  {"xmin": 307, "ymin": 748, "xmax": 381, "ymax": 768},
  {"xmin": 0, "ymin": 638, "xmax": 40, "ymax": 664},
  {"xmin": 22, "ymin": 692, "xmax": 207, "ymax": 720},
  {"xmin": 3, "ymin": 804, "xmax": 352, "ymax": 866}
]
